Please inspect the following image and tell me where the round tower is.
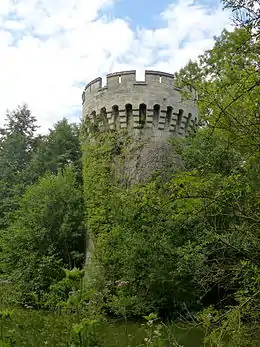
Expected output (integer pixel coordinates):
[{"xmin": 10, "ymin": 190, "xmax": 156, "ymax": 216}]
[{"xmin": 82, "ymin": 70, "xmax": 198, "ymax": 185}]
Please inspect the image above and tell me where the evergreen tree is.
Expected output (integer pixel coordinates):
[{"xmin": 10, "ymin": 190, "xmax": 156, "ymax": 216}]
[{"xmin": 0, "ymin": 105, "xmax": 39, "ymax": 228}]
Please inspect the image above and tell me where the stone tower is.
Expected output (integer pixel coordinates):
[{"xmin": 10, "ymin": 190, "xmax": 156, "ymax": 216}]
[{"xmin": 82, "ymin": 70, "xmax": 198, "ymax": 185}]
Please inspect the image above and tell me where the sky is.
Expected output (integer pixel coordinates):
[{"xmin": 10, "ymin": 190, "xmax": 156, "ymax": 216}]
[{"xmin": 0, "ymin": 0, "xmax": 233, "ymax": 133}]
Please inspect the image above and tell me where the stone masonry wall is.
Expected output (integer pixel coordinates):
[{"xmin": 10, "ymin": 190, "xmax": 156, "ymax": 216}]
[
  {"xmin": 82, "ymin": 70, "xmax": 198, "ymax": 185},
  {"xmin": 82, "ymin": 70, "xmax": 198, "ymax": 137}
]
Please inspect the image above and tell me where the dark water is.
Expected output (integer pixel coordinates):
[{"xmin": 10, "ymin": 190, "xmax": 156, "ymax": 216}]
[{"xmin": 0, "ymin": 308, "xmax": 204, "ymax": 347}]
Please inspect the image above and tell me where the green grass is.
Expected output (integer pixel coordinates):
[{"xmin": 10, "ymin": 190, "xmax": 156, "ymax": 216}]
[
  {"xmin": 0, "ymin": 308, "xmax": 204, "ymax": 347},
  {"xmin": 0, "ymin": 283, "xmax": 204, "ymax": 346}
]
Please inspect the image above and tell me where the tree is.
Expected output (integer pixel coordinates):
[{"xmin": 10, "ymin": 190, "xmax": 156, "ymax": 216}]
[
  {"xmin": 0, "ymin": 104, "xmax": 38, "ymax": 180},
  {"xmin": 222, "ymin": 0, "xmax": 260, "ymax": 29},
  {"xmin": 29, "ymin": 118, "xmax": 82, "ymax": 180},
  {"xmin": 0, "ymin": 166, "xmax": 86, "ymax": 305},
  {"xmin": 173, "ymin": 7, "xmax": 260, "ymax": 343},
  {"xmin": 0, "ymin": 105, "xmax": 39, "ymax": 229},
  {"xmin": 175, "ymin": 27, "xmax": 259, "ymax": 152},
  {"xmin": 80, "ymin": 11, "xmax": 259, "ymax": 346}
]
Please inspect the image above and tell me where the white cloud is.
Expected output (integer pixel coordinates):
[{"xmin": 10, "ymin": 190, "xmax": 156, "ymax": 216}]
[
  {"xmin": 0, "ymin": 0, "xmax": 12, "ymax": 16},
  {"xmin": 136, "ymin": 0, "xmax": 232, "ymax": 71},
  {"xmin": 0, "ymin": 0, "xmax": 232, "ymax": 133}
]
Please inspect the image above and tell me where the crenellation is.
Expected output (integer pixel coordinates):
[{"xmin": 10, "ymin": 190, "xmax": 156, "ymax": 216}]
[
  {"xmin": 145, "ymin": 73, "xmax": 160, "ymax": 84},
  {"xmin": 82, "ymin": 70, "xmax": 198, "ymax": 138},
  {"xmin": 99, "ymin": 86, "xmax": 108, "ymax": 93},
  {"xmin": 84, "ymin": 70, "xmax": 176, "ymax": 94},
  {"xmin": 107, "ymin": 74, "xmax": 120, "ymax": 89},
  {"xmin": 85, "ymin": 77, "xmax": 102, "ymax": 93},
  {"xmin": 145, "ymin": 70, "xmax": 174, "ymax": 79}
]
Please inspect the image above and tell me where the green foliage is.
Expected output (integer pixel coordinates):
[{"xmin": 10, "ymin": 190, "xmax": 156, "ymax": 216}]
[
  {"xmin": 0, "ymin": 2, "xmax": 259, "ymax": 345},
  {"xmin": 0, "ymin": 111, "xmax": 82, "ymax": 232},
  {"xmin": 182, "ymin": 129, "xmax": 241, "ymax": 175},
  {"xmin": 81, "ymin": 24, "xmax": 259, "ymax": 347},
  {"xmin": 0, "ymin": 305, "xmax": 205, "ymax": 347},
  {"xmin": 29, "ymin": 118, "xmax": 82, "ymax": 180},
  {"xmin": 82, "ymin": 123, "xmax": 259, "ymax": 327},
  {"xmin": 71, "ymin": 319, "xmax": 102, "ymax": 347},
  {"xmin": 0, "ymin": 307, "xmax": 78, "ymax": 347},
  {"xmin": 82, "ymin": 131, "xmax": 117, "ymax": 237},
  {"xmin": 0, "ymin": 106, "xmax": 87, "ymax": 312},
  {"xmin": 83, "ymin": 133, "xmax": 201, "ymax": 316},
  {"xmin": 172, "ymin": 13, "xmax": 260, "ymax": 344},
  {"xmin": 139, "ymin": 313, "xmax": 165, "ymax": 347},
  {"xmin": 198, "ymin": 289, "xmax": 260, "ymax": 347},
  {"xmin": 175, "ymin": 27, "xmax": 260, "ymax": 153},
  {"xmin": 0, "ymin": 166, "xmax": 86, "ymax": 306},
  {"xmin": 222, "ymin": 0, "xmax": 260, "ymax": 27},
  {"xmin": 0, "ymin": 105, "xmax": 39, "ymax": 229},
  {"xmin": 0, "ymin": 309, "xmax": 14, "ymax": 346}
]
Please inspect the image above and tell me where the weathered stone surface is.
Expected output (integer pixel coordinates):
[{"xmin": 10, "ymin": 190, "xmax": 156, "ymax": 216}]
[
  {"xmin": 82, "ymin": 70, "xmax": 198, "ymax": 184},
  {"xmin": 112, "ymin": 134, "xmax": 183, "ymax": 186}
]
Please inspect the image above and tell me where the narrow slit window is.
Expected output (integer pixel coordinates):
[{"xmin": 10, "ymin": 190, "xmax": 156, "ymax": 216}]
[
  {"xmin": 112, "ymin": 105, "xmax": 119, "ymax": 128},
  {"xmin": 185, "ymin": 113, "xmax": 192, "ymax": 133},
  {"xmin": 112, "ymin": 105, "xmax": 119, "ymax": 114},
  {"xmin": 119, "ymin": 76, "xmax": 122, "ymax": 84},
  {"xmin": 139, "ymin": 104, "xmax": 147, "ymax": 128},
  {"xmin": 177, "ymin": 109, "xmax": 183, "ymax": 131},
  {"xmin": 91, "ymin": 110, "xmax": 96, "ymax": 121},
  {"xmin": 125, "ymin": 103, "xmax": 132, "ymax": 126},
  {"xmin": 100, "ymin": 107, "xmax": 106, "ymax": 117},
  {"xmin": 100, "ymin": 107, "xmax": 108, "ymax": 128},
  {"xmin": 153, "ymin": 104, "xmax": 160, "ymax": 127},
  {"xmin": 166, "ymin": 106, "xmax": 173, "ymax": 127}
]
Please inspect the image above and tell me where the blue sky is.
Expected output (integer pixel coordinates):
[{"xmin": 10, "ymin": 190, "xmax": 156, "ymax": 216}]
[
  {"xmin": 107, "ymin": 0, "xmax": 221, "ymax": 29},
  {"xmin": 0, "ymin": 0, "xmax": 232, "ymax": 132},
  {"xmin": 105, "ymin": 0, "xmax": 170, "ymax": 28}
]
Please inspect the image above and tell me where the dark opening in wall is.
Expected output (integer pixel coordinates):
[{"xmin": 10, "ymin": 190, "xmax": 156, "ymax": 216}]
[
  {"xmin": 112, "ymin": 105, "xmax": 119, "ymax": 128},
  {"xmin": 125, "ymin": 103, "xmax": 132, "ymax": 126},
  {"xmin": 166, "ymin": 106, "xmax": 173, "ymax": 127},
  {"xmin": 100, "ymin": 107, "xmax": 107, "ymax": 122},
  {"xmin": 100, "ymin": 107, "xmax": 108, "ymax": 129},
  {"xmin": 139, "ymin": 103, "xmax": 147, "ymax": 128},
  {"xmin": 153, "ymin": 104, "xmax": 160, "ymax": 127},
  {"xmin": 112, "ymin": 105, "xmax": 119, "ymax": 114},
  {"xmin": 185, "ymin": 113, "xmax": 192, "ymax": 133},
  {"xmin": 90, "ymin": 110, "xmax": 96, "ymax": 122},
  {"xmin": 177, "ymin": 109, "xmax": 184, "ymax": 133}
]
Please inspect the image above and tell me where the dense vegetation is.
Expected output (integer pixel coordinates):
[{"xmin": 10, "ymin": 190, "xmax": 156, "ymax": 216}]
[{"xmin": 0, "ymin": 1, "xmax": 259, "ymax": 346}]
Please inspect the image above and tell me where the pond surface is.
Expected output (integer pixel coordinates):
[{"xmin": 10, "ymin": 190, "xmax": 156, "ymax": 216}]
[{"xmin": 0, "ymin": 307, "xmax": 205, "ymax": 346}]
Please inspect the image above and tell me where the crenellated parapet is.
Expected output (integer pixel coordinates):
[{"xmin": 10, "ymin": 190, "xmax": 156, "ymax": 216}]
[{"xmin": 82, "ymin": 70, "xmax": 198, "ymax": 138}]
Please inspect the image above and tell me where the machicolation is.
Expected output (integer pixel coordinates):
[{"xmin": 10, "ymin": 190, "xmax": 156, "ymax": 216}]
[{"xmin": 82, "ymin": 70, "xmax": 198, "ymax": 138}]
